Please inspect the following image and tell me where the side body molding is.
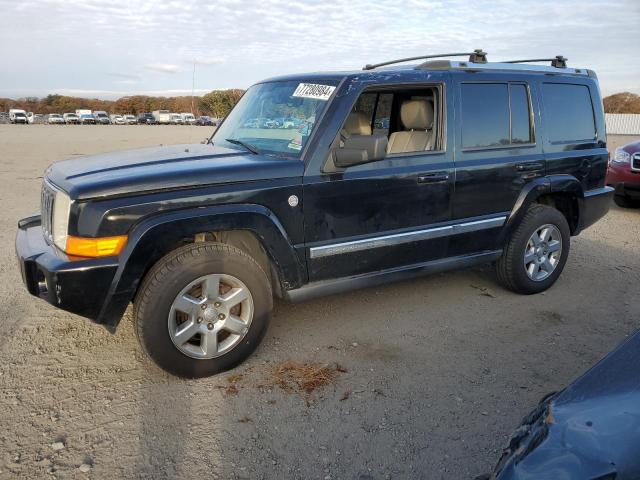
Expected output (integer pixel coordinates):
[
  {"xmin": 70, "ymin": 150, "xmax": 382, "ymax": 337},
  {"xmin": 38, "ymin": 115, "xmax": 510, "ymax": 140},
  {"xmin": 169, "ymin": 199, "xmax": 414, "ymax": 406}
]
[{"xmin": 96, "ymin": 204, "xmax": 305, "ymax": 328}]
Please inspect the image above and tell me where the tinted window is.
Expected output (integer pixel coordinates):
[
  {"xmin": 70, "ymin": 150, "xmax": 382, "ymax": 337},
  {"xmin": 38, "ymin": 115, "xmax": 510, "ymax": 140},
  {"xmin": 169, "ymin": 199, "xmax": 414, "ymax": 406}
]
[
  {"xmin": 510, "ymin": 84, "xmax": 532, "ymax": 144},
  {"xmin": 461, "ymin": 84, "xmax": 509, "ymax": 148},
  {"xmin": 542, "ymin": 83, "xmax": 595, "ymax": 142}
]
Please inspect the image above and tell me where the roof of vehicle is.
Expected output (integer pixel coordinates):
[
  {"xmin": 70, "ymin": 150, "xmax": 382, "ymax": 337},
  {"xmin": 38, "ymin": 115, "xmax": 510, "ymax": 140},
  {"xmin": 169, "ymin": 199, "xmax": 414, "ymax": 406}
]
[{"xmin": 261, "ymin": 53, "xmax": 593, "ymax": 84}]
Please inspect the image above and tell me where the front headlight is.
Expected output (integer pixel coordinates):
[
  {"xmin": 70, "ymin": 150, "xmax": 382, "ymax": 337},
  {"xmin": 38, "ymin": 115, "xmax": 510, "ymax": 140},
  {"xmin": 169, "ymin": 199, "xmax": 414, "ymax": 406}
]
[
  {"xmin": 612, "ymin": 148, "xmax": 631, "ymax": 165},
  {"xmin": 52, "ymin": 190, "xmax": 71, "ymax": 251}
]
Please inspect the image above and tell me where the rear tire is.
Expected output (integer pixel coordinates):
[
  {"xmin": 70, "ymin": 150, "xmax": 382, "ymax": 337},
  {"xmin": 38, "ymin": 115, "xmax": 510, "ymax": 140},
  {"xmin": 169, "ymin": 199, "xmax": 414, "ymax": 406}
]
[
  {"xmin": 134, "ymin": 242, "xmax": 272, "ymax": 378},
  {"xmin": 496, "ymin": 204, "xmax": 570, "ymax": 294}
]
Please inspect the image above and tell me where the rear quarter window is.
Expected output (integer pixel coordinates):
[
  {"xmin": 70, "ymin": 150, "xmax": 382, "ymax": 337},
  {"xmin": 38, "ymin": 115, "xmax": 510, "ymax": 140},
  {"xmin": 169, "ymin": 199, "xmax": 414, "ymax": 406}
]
[{"xmin": 542, "ymin": 83, "xmax": 596, "ymax": 143}]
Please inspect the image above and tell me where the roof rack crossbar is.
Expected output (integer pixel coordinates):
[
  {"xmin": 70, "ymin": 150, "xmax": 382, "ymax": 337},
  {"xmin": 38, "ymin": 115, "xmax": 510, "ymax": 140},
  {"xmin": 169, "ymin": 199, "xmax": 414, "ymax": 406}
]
[
  {"xmin": 363, "ymin": 49, "xmax": 487, "ymax": 70},
  {"xmin": 504, "ymin": 56, "xmax": 568, "ymax": 68}
]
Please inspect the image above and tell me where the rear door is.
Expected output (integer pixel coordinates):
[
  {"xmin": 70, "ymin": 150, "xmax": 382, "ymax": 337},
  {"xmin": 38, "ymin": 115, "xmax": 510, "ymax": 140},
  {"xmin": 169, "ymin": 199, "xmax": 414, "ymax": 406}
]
[{"xmin": 450, "ymin": 75, "xmax": 545, "ymax": 256}]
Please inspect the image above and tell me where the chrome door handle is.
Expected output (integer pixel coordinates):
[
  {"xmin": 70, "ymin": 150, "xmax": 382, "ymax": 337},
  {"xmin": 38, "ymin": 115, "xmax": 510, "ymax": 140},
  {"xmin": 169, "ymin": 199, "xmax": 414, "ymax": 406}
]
[
  {"xmin": 516, "ymin": 162, "xmax": 544, "ymax": 172},
  {"xmin": 417, "ymin": 172, "xmax": 449, "ymax": 183}
]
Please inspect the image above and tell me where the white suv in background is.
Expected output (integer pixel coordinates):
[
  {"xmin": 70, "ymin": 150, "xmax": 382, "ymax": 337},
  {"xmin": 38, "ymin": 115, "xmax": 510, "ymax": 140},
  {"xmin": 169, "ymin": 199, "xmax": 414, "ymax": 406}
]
[
  {"xmin": 46, "ymin": 113, "xmax": 65, "ymax": 124},
  {"xmin": 181, "ymin": 113, "xmax": 196, "ymax": 125},
  {"xmin": 110, "ymin": 114, "xmax": 125, "ymax": 125},
  {"xmin": 63, "ymin": 113, "xmax": 80, "ymax": 124}
]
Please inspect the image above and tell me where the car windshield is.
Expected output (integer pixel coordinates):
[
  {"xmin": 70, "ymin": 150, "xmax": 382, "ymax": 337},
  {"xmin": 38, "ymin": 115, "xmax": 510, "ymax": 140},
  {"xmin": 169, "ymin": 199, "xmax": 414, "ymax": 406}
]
[{"xmin": 212, "ymin": 79, "xmax": 339, "ymax": 159}]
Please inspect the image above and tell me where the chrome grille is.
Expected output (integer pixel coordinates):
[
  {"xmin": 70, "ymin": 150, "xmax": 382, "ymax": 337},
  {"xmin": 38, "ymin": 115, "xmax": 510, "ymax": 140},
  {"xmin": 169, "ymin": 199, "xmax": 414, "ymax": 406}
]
[
  {"xmin": 632, "ymin": 153, "xmax": 640, "ymax": 172},
  {"xmin": 41, "ymin": 181, "xmax": 55, "ymax": 243}
]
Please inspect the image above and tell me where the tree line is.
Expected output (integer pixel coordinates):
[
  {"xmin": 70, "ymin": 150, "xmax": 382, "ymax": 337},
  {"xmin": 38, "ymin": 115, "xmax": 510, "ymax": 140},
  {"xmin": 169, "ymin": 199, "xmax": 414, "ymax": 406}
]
[
  {"xmin": 603, "ymin": 92, "xmax": 640, "ymax": 114},
  {"xmin": 2, "ymin": 90, "xmax": 640, "ymax": 116},
  {"xmin": 0, "ymin": 89, "xmax": 245, "ymax": 118}
]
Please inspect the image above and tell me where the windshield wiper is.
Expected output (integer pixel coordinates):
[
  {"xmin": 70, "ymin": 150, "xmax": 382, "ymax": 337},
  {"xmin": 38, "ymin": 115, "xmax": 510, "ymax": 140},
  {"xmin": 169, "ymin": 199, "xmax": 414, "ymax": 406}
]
[{"xmin": 225, "ymin": 138, "xmax": 259, "ymax": 154}]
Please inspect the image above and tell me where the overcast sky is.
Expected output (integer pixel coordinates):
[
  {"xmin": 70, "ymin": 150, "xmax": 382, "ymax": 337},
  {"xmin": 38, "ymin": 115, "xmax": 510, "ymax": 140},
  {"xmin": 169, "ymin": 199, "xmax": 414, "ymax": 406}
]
[{"xmin": 1, "ymin": 0, "xmax": 638, "ymax": 99}]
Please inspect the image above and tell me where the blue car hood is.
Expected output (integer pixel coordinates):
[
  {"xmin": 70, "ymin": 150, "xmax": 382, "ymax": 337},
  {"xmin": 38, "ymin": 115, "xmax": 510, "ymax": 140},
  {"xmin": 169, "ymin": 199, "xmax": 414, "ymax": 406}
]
[
  {"xmin": 46, "ymin": 143, "xmax": 304, "ymax": 200},
  {"xmin": 495, "ymin": 330, "xmax": 640, "ymax": 480}
]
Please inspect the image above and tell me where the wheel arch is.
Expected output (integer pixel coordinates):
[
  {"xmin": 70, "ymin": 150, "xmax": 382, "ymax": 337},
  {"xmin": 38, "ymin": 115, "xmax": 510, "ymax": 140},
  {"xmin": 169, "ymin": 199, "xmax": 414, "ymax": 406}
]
[
  {"xmin": 500, "ymin": 175, "xmax": 585, "ymax": 246},
  {"xmin": 96, "ymin": 204, "xmax": 305, "ymax": 329}
]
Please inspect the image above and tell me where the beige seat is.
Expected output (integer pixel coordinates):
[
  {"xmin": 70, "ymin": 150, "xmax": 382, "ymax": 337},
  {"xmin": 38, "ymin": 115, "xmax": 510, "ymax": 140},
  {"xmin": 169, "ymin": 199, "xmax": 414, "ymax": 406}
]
[
  {"xmin": 341, "ymin": 111, "xmax": 372, "ymax": 137},
  {"xmin": 387, "ymin": 100, "xmax": 434, "ymax": 154}
]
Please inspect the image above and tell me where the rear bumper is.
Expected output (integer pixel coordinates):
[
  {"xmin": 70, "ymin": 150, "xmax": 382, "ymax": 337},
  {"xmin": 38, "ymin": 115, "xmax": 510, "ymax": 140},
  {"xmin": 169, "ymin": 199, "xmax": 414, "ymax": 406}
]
[
  {"xmin": 15, "ymin": 215, "xmax": 119, "ymax": 323},
  {"xmin": 575, "ymin": 186, "xmax": 614, "ymax": 234}
]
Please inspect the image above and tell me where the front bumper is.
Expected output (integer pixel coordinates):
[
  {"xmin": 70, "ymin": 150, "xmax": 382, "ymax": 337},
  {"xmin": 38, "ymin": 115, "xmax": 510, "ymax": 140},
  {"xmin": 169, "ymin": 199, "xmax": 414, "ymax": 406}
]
[
  {"xmin": 606, "ymin": 162, "xmax": 640, "ymax": 199},
  {"xmin": 575, "ymin": 186, "xmax": 614, "ymax": 234},
  {"xmin": 16, "ymin": 215, "xmax": 119, "ymax": 322}
]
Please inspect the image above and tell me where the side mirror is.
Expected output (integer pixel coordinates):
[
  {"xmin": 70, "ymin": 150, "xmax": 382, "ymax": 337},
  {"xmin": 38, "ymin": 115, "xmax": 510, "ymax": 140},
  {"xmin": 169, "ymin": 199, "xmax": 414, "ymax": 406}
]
[{"xmin": 334, "ymin": 134, "xmax": 387, "ymax": 168}]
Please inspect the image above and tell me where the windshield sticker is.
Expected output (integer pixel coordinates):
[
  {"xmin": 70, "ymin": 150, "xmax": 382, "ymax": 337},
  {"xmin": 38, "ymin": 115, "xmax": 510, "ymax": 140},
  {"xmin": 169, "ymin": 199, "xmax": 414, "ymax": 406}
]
[{"xmin": 292, "ymin": 83, "xmax": 336, "ymax": 101}]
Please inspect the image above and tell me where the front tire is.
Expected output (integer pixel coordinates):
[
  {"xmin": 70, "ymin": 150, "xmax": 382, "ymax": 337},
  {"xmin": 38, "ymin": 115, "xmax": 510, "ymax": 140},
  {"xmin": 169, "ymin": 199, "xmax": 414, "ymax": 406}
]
[
  {"xmin": 134, "ymin": 242, "xmax": 272, "ymax": 378},
  {"xmin": 614, "ymin": 194, "xmax": 640, "ymax": 209},
  {"xmin": 496, "ymin": 204, "xmax": 570, "ymax": 294}
]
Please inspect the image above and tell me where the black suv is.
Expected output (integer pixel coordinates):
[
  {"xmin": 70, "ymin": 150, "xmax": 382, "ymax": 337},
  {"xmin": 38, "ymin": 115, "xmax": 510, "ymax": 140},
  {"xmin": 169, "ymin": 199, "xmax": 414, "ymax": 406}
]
[{"xmin": 16, "ymin": 51, "xmax": 613, "ymax": 377}]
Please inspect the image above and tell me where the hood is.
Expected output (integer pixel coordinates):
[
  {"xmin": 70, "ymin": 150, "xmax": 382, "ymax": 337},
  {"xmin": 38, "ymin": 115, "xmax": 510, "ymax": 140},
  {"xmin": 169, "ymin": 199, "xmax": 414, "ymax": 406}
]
[
  {"xmin": 621, "ymin": 140, "xmax": 640, "ymax": 154},
  {"xmin": 495, "ymin": 329, "xmax": 640, "ymax": 479},
  {"xmin": 46, "ymin": 143, "xmax": 304, "ymax": 200}
]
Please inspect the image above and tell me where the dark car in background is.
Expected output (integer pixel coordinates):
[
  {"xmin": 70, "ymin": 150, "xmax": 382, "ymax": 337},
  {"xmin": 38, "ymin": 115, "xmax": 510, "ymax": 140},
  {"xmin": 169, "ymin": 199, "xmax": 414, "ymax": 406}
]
[
  {"xmin": 79, "ymin": 114, "xmax": 96, "ymax": 125},
  {"xmin": 606, "ymin": 140, "xmax": 640, "ymax": 208},
  {"xmin": 196, "ymin": 115, "xmax": 214, "ymax": 126},
  {"xmin": 137, "ymin": 112, "xmax": 156, "ymax": 125},
  {"xmin": 483, "ymin": 329, "xmax": 640, "ymax": 480}
]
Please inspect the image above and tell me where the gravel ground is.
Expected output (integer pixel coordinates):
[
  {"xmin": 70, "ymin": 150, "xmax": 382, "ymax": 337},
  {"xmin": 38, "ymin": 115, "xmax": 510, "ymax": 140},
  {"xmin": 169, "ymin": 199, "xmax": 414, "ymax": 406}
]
[{"xmin": 0, "ymin": 124, "xmax": 638, "ymax": 480}]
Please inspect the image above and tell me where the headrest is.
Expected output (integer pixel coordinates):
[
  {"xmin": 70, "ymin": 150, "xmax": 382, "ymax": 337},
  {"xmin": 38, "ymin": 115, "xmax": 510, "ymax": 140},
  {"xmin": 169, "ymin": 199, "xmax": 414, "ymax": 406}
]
[
  {"xmin": 343, "ymin": 111, "xmax": 372, "ymax": 136},
  {"xmin": 400, "ymin": 99, "xmax": 433, "ymax": 130}
]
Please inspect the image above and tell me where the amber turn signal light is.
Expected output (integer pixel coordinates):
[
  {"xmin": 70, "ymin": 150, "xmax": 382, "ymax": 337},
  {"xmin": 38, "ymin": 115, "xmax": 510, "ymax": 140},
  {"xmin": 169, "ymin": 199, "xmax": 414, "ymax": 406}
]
[{"xmin": 66, "ymin": 235, "xmax": 127, "ymax": 257}]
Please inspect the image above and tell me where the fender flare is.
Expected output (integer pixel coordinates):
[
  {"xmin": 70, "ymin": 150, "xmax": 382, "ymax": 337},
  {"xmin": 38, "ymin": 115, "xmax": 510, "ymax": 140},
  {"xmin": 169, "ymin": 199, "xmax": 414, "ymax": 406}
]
[
  {"xmin": 499, "ymin": 175, "xmax": 585, "ymax": 245},
  {"xmin": 96, "ymin": 203, "xmax": 305, "ymax": 328}
]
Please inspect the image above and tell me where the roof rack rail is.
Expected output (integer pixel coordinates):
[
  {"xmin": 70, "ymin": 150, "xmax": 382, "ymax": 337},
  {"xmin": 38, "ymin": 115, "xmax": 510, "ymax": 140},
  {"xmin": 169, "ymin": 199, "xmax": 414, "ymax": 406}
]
[
  {"xmin": 363, "ymin": 49, "xmax": 487, "ymax": 70},
  {"xmin": 504, "ymin": 55, "xmax": 568, "ymax": 68}
]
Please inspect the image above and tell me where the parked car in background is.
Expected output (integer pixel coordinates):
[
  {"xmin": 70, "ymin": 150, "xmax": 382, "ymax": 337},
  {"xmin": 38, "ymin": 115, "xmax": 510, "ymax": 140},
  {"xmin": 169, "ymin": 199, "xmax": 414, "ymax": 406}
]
[
  {"xmin": 0, "ymin": 112, "xmax": 9, "ymax": 123},
  {"xmin": 76, "ymin": 109, "xmax": 95, "ymax": 124},
  {"xmin": 9, "ymin": 109, "xmax": 28, "ymax": 124},
  {"xmin": 137, "ymin": 112, "xmax": 156, "ymax": 125},
  {"xmin": 195, "ymin": 115, "xmax": 214, "ymax": 126},
  {"xmin": 169, "ymin": 113, "xmax": 184, "ymax": 125},
  {"xmin": 606, "ymin": 140, "xmax": 640, "ymax": 208},
  {"xmin": 46, "ymin": 113, "xmax": 65, "ymax": 125},
  {"xmin": 27, "ymin": 112, "xmax": 46, "ymax": 124},
  {"xmin": 93, "ymin": 111, "xmax": 111, "ymax": 125},
  {"xmin": 181, "ymin": 113, "xmax": 196, "ymax": 125},
  {"xmin": 110, "ymin": 114, "xmax": 125, "ymax": 125},
  {"xmin": 483, "ymin": 329, "xmax": 640, "ymax": 480},
  {"xmin": 152, "ymin": 110, "xmax": 171, "ymax": 124},
  {"xmin": 63, "ymin": 113, "xmax": 80, "ymax": 124},
  {"xmin": 79, "ymin": 113, "xmax": 96, "ymax": 125},
  {"xmin": 124, "ymin": 114, "xmax": 137, "ymax": 125}
]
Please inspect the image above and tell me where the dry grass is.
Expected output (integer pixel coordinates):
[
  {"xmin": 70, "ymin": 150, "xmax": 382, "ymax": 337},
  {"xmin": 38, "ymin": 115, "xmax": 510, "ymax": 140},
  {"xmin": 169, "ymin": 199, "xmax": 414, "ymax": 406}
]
[{"xmin": 270, "ymin": 361, "xmax": 345, "ymax": 399}]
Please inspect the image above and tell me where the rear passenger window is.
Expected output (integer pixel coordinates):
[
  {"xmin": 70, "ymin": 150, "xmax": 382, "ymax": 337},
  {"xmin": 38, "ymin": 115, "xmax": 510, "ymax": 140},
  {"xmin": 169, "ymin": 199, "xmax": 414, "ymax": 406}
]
[
  {"xmin": 461, "ymin": 84, "xmax": 509, "ymax": 148},
  {"xmin": 461, "ymin": 83, "xmax": 533, "ymax": 149},
  {"xmin": 542, "ymin": 83, "xmax": 595, "ymax": 142}
]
